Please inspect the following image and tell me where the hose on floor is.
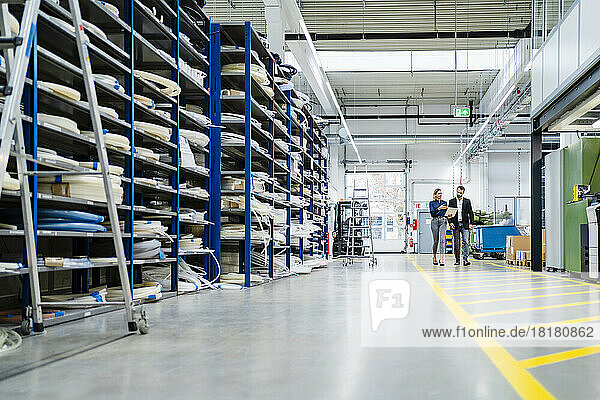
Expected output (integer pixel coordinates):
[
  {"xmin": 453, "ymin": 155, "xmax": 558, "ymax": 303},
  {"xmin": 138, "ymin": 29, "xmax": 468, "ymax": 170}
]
[{"xmin": 0, "ymin": 327, "xmax": 22, "ymax": 354}]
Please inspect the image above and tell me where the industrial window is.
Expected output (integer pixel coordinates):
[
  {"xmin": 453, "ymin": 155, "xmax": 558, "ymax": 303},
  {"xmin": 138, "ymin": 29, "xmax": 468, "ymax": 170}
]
[{"xmin": 345, "ymin": 172, "xmax": 405, "ymax": 241}]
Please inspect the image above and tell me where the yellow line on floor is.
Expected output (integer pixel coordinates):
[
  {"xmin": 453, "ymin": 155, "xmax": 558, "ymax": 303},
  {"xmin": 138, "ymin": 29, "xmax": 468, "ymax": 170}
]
[
  {"xmin": 423, "ymin": 269, "xmax": 502, "ymax": 274},
  {"xmin": 450, "ymin": 283, "xmax": 588, "ymax": 297},
  {"xmin": 444, "ymin": 279, "xmax": 551, "ymax": 291},
  {"xmin": 435, "ymin": 273, "xmax": 532, "ymax": 282},
  {"xmin": 471, "ymin": 299, "xmax": 600, "ymax": 318},
  {"xmin": 517, "ymin": 346, "xmax": 600, "ymax": 369},
  {"xmin": 526, "ymin": 315, "xmax": 600, "ymax": 329},
  {"xmin": 487, "ymin": 262, "xmax": 600, "ymax": 290},
  {"xmin": 440, "ymin": 276, "xmax": 557, "ymax": 286},
  {"xmin": 429, "ymin": 272, "xmax": 514, "ymax": 278},
  {"xmin": 408, "ymin": 256, "xmax": 554, "ymax": 399},
  {"xmin": 457, "ymin": 289, "xmax": 600, "ymax": 305}
]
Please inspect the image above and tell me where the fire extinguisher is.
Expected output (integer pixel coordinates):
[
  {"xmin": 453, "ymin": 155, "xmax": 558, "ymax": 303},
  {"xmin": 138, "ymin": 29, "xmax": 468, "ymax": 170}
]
[{"xmin": 409, "ymin": 238, "xmax": 414, "ymax": 247}]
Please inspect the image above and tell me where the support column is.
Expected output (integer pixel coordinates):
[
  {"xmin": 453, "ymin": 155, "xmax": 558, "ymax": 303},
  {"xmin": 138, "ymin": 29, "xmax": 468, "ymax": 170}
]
[{"xmin": 531, "ymin": 126, "xmax": 544, "ymax": 272}]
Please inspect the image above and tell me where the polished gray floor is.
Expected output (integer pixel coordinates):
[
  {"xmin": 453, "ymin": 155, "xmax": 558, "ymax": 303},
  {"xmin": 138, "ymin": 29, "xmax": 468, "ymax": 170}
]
[{"xmin": 1, "ymin": 255, "xmax": 599, "ymax": 399}]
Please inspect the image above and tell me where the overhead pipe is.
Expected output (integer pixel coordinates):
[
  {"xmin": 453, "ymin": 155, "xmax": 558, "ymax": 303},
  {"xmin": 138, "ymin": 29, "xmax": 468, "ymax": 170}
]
[{"xmin": 284, "ymin": 27, "xmax": 531, "ymax": 41}]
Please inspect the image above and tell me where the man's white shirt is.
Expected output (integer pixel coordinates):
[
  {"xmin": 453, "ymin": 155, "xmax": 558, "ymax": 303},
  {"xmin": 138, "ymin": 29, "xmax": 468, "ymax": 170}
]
[{"xmin": 457, "ymin": 198, "xmax": 463, "ymax": 223}]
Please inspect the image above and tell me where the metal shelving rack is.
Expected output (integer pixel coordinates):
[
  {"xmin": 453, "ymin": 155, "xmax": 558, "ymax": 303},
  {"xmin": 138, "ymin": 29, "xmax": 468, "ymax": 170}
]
[
  {"xmin": 284, "ymin": 89, "xmax": 329, "ymax": 261},
  {"xmin": 214, "ymin": 22, "xmax": 284, "ymax": 287},
  {"xmin": 0, "ymin": 0, "xmax": 218, "ymax": 327}
]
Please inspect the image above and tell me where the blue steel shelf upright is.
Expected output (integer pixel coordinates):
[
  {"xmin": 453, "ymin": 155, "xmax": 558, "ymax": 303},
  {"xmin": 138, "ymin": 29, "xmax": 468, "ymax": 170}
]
[
  {"xmin": 0, "ymin": 0, "xmax": 219, "ymax": 328},
  {"xmin": 215, "ymin": 22, "xmax": 281, "ymax": 286}
]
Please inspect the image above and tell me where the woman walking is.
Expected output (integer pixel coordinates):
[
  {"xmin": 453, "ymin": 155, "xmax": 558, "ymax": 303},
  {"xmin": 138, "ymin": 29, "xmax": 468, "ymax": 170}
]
[{"xmin": 429, "ymin": 188, "xmax": 448, "ymax": 265}]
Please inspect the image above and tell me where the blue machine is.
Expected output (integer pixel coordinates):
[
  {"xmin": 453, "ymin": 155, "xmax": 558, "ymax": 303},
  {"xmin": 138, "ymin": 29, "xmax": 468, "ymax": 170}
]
[{"xmin": 472, "ymin": 225, "xmax": 521, "ymax": 259}]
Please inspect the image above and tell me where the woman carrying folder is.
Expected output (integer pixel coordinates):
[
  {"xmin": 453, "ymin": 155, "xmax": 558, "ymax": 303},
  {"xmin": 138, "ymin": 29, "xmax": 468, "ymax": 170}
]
[{"xmin": 429, "ymin": 188, "xmax": 448, "ymax": 265}]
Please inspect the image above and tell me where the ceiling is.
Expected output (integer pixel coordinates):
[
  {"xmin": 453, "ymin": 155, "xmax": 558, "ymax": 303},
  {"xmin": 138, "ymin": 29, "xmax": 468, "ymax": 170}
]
[
  {"xmin": 205, "ymin": 0, "xmax": 531, "ymax": 110},
  {"xmin": 326, "ymin": 70, "xmax": 498, "ymax": 107}
]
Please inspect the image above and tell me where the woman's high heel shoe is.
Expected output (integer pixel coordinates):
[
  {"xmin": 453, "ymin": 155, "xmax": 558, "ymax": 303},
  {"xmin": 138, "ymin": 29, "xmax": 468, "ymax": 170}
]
[{"xmin": 433, "ymin": 259, "xmax": 438, "ymax": 266}]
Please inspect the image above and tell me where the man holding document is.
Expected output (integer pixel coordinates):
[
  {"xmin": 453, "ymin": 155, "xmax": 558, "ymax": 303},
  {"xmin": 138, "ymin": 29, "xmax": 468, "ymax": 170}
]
[{"xmin": 447, "ymin": 186, "xmax": 475, "ymax": 265}]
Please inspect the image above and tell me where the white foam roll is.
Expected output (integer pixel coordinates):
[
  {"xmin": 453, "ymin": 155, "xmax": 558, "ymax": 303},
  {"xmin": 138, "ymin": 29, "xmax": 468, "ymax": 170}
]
[
  {"xmin": 135, "ymin": 146, "xmax": 160, "ymax": 161},
  {"xmin": 135, "ymin": 121, "xmax": 171, "ymax": 141},
  {"xmin": 8, "ymin": 12, "xmax": 19, "ymax": 35},
  {"xmin": 95, "ymin": 74, "xmax": 125, "ymax": 94},
  {"xmin": 38, "ymin": 113, "xmax": 80, "ymax": 134},
  {"xmin": 180, "ymin": 129, "xmax": 209, "ymax": 148},
  {"xmin": 262, "ymin": 85, "xmax": 274, "ymax": 99},
  {"xmin": 83, "ymin": 20, "xmax": 107, "ymax": 40},
  {"xmin": 78, "ymin": 162, "xmax": 124, "ymax": 176},
  {"xmin": 134, "ymin": 70, "xmax": 181, "ymax": 97},
  {"xmin": 2, "ymin": 172, "xmax": 19, "ymax": 190},
  {"xmin": 38, "ymin": 182, "xmax": 123, "ymax": 204},
  {"xmin": 99, "ymin": 1, "xmax": 119, "ymax": 17},
  {"xmin": 38, "ymin": 174, "xmax": 122, "ymax": 185},
  {"xmin": 134, "ymin": 94, "xmax": 155, "ymax": 109},
  {"xmin": 80, "ymin": 131, "xmax": 130, "ymax": 151},
  {"xmin": 39, "ymin": 81, "xmax": 81, "ymax": 101}
]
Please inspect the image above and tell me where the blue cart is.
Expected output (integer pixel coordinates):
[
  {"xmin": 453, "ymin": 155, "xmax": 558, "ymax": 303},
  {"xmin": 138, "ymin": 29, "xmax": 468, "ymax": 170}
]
[{"xmin": 472, "ymin": 225, "xmax": 521, "ymax": 260}]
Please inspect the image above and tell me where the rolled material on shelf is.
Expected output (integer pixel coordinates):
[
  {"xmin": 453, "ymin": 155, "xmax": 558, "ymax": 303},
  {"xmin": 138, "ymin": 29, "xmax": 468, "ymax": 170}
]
[
  {"xmin": 78, "ymin": 103, "xmax": 119, "ymax": 119},
  {"xmin": 219, "ymin": 272, "xmax": 266, "ymax": 286},
  {"xmin": 99, "ymin": 1, "xmax": 119, "ymax": 16},
  {"xmin": 94, "ymin": 74, "xmax": 125, "ymax": 94},
  {"xmin": 134, "ymin": 70, "xmax": 181, "ymax": 97},
  {"xmin": 222, "ymin": 63, "xmax": 269, "ymax": 85},
  {"xmin": 180, "ymin": 184, "xmax": 209, "ymax": 199},
  {"xmin": 184, "ymin": 107, "xmax": 213, "ymax": 128},
  {"xmin": 135, "ymin": 146, "xmax": 160, "ymax": 161},
  {"xmin": 38, "ymin": 81, "xmax": 81, "ymax": 101},
  {"xmin": 275, "ymin": 76, "xmax": 293, "ymax": 91},
  {"xmin": 78, "ymin": 162, "xmax": 124, "ymax": 176},
  {"xmin": 43, "ymin": 288, "xmax": 107, "ymax": 308},
  {"xmin": 2, "ymin": 172, "xmax": 19, "ymax": 191},
  {"xmin": 262, "ymin": 85, "xmax": 274, "ymax": 99},
  {"xmin": 274, "ymin": 119, "xmax": 288, "ymax": 135},
  {"xmin": 180, "ymin": 129, "xmax": 209, "ymax": 148},
  {"xmin": 37, "ymin": 148, "xmax": 80, "ymax": 167},
  {"xmin": 107, "ymin": 282, "xmax": 162, "ymax": 301},
  {"xmin": 221, "ymin": 224, "xmax": 270, "ymax": 243},
  {"xmin": 221, "ymin": 131, "xmax": 260, "ymax": 150},
  {"xmin": 179, "ymin": 58, "xmax": 207, "ymax": 85},
  {"xmin": 134, "ymin": 94, "xmax": 155, "ymax": 109},
  {"xmin": 38, "ymin": 172, "xmax": 123, "ymax": 204},
  {"xmin": 133, "ymin": 239, "xmax": 162, "ymax": 259},
  {"xmin": 134, "ymin": 220, "xmax": 170, "ymax": 240},
  {"xmin": 0, "ymin": 209, "xmax": 107, "ymax": 232},
  {"xmin": 8, "ymin": 12, "xmax": 19, "ymax": 35},
  {"xmin": 83, "ymin": 20, "xmax": 107, "ymax": 40},
  {"xmin": 135, "ymin": 121, "xmax": 171, "ymax": 141},
  {"xmin": 180, "ymin": 208, "xmax": 206, "ymax": 223},
  {"xmin": 179, "ymin": 235, "xmax": 204, "ymax": 251},
  {"xmin": 81, "ymin": 130, "xmax": 130, "ymax": 151}
]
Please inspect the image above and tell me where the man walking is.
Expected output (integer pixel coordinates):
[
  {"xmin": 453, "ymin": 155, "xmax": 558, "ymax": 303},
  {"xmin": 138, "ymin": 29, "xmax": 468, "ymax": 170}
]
[{"xmin": 448, "ymin": 186, "xmax": 475, "ymax": 265}]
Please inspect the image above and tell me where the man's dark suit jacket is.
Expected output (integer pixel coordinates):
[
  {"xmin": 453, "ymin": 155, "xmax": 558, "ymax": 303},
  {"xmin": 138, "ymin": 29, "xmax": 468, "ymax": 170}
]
[{"xmin": 448, "ymin": 197, "xmax": 475, "ymax": 228}]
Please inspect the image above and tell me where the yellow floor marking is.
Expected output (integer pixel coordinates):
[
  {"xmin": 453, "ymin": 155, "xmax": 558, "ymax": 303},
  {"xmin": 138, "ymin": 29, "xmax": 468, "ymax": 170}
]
[
  {"xmin": 428, "ymin": 271, "xmax": 512, "ymax": 278},
  {"xmin": 423, "ymin": 269, "xmax": 502, "ymax": 274},
  {"xmin": 457, "ymin": 289, "xmax": 600, "ymax": 305},
  {"xmin": 517, "ymin": 346, "xmax": 600, "ymax": 369},
  {"xmin": 409, "ymin": 256, "xmax": 554, "ymax": 399},
  {"xmin": 440, "ymin": 276, "xmax": 559, "ymax": 286},
  {"xmin": 435, "ymin": 273, "xmax": 533, "ymax": 282},
  {"xmin": 450, "ymin": 283, "xmax": 588, "ymax": 297},
  {"xmin": 471, "ymin": 299, "xmax": 600, "ymax": 318},
  {"xmin": 526, "ymin": 315, "xmax": 600, "ymax": 329},
  {"xmin": 444, "ymin": 279, "xmax": 552, "ymax": 291},
  {"xmin": 487, "ymin": 262, "xmax": 600, "ymax": 290}
]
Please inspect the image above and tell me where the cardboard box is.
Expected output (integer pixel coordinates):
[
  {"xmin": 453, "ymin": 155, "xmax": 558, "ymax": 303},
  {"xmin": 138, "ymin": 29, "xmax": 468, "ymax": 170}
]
[{"xmin": 506, "ymin": 235, "xmax": 531, "ymax": 260}]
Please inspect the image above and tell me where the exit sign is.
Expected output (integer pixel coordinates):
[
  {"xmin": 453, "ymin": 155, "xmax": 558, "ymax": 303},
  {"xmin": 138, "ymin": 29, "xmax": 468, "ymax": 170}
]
[{"xmin": 453, "ymin": 107, "xmax": 471, "ymax": 118}]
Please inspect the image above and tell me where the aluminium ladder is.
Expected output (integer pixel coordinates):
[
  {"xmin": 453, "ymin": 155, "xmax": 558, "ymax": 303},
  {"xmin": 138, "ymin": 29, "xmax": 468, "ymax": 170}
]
[
  {"xmin": 342, "ymin": 166, "xmax": 376, "ymax": 267},
  {"xmin": 0, "ymin": 0, "xmax": 148, "ymax": 334}
]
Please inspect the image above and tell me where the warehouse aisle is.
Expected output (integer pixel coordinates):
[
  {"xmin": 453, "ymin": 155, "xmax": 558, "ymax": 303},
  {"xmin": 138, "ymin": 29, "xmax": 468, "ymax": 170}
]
[{"xmin": 2, "ymin": 255, "xmax": 600, "ymax": 399}]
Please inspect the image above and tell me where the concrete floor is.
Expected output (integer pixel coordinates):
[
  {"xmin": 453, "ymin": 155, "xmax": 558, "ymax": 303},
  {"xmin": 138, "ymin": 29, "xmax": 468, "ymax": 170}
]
[{"xmin": 1, "ymin": 254, "xmax": 600, "ymax": 399}]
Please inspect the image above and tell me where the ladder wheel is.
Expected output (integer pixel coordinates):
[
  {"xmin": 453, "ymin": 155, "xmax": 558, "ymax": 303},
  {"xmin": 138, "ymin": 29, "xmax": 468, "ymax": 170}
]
[
  {"xmin": 20, "ymin": 318, "xmax": 32, "ymax": 336},
  {"xmin": 138, "ymin": 318, "xmax": 149, "ymax": 335}
]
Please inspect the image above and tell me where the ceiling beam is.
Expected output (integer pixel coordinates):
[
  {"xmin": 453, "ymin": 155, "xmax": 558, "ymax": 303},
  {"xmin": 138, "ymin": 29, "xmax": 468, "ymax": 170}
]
[{"xmin": 285, "ymin": 27, "xmax": 531, "ymax": 42}]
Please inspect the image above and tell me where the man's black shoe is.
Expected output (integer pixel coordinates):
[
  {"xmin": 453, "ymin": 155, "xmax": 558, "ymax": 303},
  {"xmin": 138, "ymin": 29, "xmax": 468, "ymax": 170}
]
[
  {"xmin": 464, "ymin": 261, "xmax": 471, "ymax": 266},
  {"xmin": 454, "ymin": 260, "xmax": 460, "ymax": 265}
]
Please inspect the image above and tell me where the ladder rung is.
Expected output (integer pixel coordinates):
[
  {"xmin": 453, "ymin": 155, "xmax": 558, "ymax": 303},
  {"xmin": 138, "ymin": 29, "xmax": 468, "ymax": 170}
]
[{"xmin": 24, "ymin": 170, "xmax": 104, "ymax": 176}]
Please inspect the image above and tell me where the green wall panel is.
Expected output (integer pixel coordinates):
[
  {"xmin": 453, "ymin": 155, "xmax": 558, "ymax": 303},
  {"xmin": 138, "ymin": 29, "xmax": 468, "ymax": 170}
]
[{"xmin": 563, "ymin": 138, "xmax": 600, "ymax": 273}]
